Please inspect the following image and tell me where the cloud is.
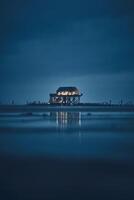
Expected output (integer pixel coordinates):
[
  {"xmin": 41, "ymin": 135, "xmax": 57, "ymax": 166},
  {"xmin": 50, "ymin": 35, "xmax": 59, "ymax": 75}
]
[
  {"xmin": 1, "ymin": 16, "xmax": 134, "ymax": 82},
  {"xmin": 0, "ymin": 0, "xmax": 134, "ymax": 102},
  {"xmin": 1, "ymin": 0, "xmax": 134, "ymax": 42}
]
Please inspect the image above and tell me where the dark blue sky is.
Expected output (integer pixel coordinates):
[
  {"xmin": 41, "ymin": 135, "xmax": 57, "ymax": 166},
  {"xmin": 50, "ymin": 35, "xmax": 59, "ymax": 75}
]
[{"xmin": 0, "ymin": 0, "xmax": 134, "ymax": 103}]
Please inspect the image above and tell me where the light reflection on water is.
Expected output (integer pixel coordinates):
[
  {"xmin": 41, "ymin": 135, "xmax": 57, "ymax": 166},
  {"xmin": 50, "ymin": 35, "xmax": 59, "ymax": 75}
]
[
  {"xmin": 51, "ymin": 112, "xmax": 81, "ymax": 128},
  {"xmin": 0, "ymin": 111, "xmax": 134, "ymax": 161}
]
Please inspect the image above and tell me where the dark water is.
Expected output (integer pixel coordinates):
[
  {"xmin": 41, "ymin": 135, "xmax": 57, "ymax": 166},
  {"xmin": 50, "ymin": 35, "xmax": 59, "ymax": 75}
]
[{"xmin": 0, "ymin": 111, "xmax": 134, "ymax": 199}]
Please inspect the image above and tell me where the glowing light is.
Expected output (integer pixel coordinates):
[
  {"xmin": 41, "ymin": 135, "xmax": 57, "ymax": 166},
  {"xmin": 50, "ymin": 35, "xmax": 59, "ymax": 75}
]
[{"xmin": 57, "ymin": 90, "xmax": 79, "ymax": 96}]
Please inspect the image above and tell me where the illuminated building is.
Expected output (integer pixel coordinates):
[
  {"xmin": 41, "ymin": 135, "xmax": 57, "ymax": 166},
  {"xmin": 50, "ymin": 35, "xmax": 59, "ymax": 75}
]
[{"xmin": 49, "ymin": 87, "xmax": 82, "ymax": 105}]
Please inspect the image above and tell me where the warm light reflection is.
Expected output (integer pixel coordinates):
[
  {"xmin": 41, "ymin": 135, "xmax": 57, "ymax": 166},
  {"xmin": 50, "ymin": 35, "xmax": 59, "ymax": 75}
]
[
  {"xmin": 50, "ymin": 112, "xmax": 81, "ymax": 128},
  {"xmin": 52, "ymin": 112, "xmax": 82, "ymax": 128}
]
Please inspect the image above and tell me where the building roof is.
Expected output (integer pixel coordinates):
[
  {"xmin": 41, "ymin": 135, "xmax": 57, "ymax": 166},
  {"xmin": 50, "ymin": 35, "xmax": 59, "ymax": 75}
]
[{"xmin": 56, "ymin": 87, "xmax": 79, "ymax": 93}]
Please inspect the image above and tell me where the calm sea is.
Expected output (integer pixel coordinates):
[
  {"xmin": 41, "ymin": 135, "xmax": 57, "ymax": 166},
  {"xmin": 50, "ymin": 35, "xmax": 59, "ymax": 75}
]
[{"xmin": 0, "ymin": 111, "xmax": 134, "ymax": 199}]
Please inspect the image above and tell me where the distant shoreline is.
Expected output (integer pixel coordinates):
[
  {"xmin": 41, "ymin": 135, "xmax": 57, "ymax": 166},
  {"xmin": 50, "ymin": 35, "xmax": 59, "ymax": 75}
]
[{"xmin": 0, "ymin": 104, "xmax": 134, "ymax": 113}]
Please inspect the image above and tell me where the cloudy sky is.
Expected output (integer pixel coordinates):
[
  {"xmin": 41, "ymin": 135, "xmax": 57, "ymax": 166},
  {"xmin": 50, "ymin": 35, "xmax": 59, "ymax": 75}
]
[{"xmin": 0, "ymin": 0, "xmax": 134, "ymax": 103}]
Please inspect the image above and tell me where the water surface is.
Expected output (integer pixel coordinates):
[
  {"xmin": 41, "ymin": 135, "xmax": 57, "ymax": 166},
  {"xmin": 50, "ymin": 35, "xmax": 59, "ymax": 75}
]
[{"xmin": 0, "ymin": 111, "xmax": 134, "ymax": 160}]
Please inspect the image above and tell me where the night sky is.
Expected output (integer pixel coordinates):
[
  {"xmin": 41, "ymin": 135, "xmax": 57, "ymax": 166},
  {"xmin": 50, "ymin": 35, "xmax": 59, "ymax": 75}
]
[{"xmin": 0, "ymin": 0, "xmax": 134, "ymax": 104}]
